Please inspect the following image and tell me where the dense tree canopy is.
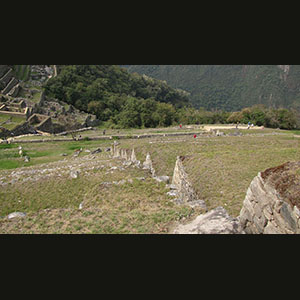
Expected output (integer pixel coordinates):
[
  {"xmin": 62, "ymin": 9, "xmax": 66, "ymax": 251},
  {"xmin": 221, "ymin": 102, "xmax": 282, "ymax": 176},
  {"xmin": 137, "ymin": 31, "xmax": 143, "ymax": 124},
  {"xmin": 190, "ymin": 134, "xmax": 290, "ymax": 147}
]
[
  {"xmin": 123, "ymin": 65, "xmax": 300, "ymax": 112},
  {"xmin": 44, "ymin": 65, "xmax": 190, "ymax": 128},
  {"xmin": 43, "ymin": 65, "xmax": 299, "ymax": 130}
]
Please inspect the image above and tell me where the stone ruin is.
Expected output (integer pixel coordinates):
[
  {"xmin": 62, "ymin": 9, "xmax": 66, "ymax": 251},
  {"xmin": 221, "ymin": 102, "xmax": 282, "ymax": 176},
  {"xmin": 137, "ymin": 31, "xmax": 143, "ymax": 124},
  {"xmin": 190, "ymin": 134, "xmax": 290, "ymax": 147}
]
[
  {"xmin": 27, "ymin": 113, "xmax": 54, "ymax": 133},
  {"xmin": 173, "ymin": 160, "xmax": 300, "ymax": 234},
  {"xmin": 110, "ymin": 142, "xmax": 172, "ymax": 184},
  {"xmin": 101, "ymin": 140, "xmax": 300, "ymax": 234},
  {"xmin": 143, "ymin": 153, "xmax": 156, "ymax": 176},
  {"xmin": 111, "ymin": 141, "xmax": 141, "ymax": 168},
  {"xmin": 239, "ymin": 161, "xmax": 300, "ymax": 234},
  {"xmin": 169, "ymin": 156, "xmax": 207, "ymax": 209},
  {"xmin": 0, "ymin": 65, "xmax": 100, "ymax": 139},
  {"xmin": 29, "ymin": 65, "xmax": 55, "ymax": 86},
  {"xmin": 0, "ymin": 65, "xmax": 21, "ymax": 97}
]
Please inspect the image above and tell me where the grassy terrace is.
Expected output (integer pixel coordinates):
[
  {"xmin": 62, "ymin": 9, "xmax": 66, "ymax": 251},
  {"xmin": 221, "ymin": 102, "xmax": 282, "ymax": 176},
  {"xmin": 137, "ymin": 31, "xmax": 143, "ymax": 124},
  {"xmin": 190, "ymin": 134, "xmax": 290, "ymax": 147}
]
[
  {"xmin": 0, "ymin": 139, "xmax": 110, "ymax": 169},
  {"xmin": 0, "ymin": 114, "xmax": 26, "ymax": 130},
  {"xmin": 116, "ymin": 129, "xmax": 300, "ymax": 217},
  {"xmin": 0, "ymin": 143, "xmax": 195, "ymax": 233},
  {"xmin": 0, "ymin": 125, "xmax": 299, "ymax": 233},
  {"xmin": 13, "ymin": 65, "xmax": 31, "ymax": 81}
]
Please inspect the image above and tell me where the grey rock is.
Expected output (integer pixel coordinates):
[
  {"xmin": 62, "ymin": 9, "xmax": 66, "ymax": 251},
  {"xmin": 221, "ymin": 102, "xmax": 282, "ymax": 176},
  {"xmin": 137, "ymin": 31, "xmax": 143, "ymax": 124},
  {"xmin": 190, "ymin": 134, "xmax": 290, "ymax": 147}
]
[
  {"xmin": 264, "ymin": 220, "xmax": 281, "ymax": 234},
  {"xmin": 171, "ymin": 156, "xmax": 198, "ymax": 203},
  {"xmin": 239, "ymin": 163, "xmax": 300, "ymax": 234},
  {"xmin": 70, "ymin": 170, "xmax": 80, "ymax": 179},
  {"xmin": 134, "ymin": 160, "xmax": 141, "ymax": 168},
  {"xmin": 154, "ymin": 176, "xmax": 170, "ymax": 183},
  {"xmin": 117, "ymin": 179, "xmax": 127, "ymax": 185},
  {"xmin": 143, "ymin": 153, "xmax": 153, "ymax": 170},
  {"xmin": 187, "ymin": 200, "xmax": 207, "ymax": 210},
  {"xmin": 123, "ymin": 161, "xmax": 133, "ymax": 167},
  {"xmin": 167, "ymin": 190, "xmax": 178, "ymax": 197},
  {"xmin": 166, "ymin": 184, "xmax": 178, "ymax": 190},
  {"xmin": 7, "ymin": 212, "xmax": 27, "ymax": 219},
  {"xmin": 173, "ymin": 206, "xmax": 242, "ymax": 234},
  {"xmin": 280, "ymin": 202, "xmax": 297, "ymax": 231},
  {"xmin": 91, "ymin": 148, "xmax": 102, "ymax": 154}
]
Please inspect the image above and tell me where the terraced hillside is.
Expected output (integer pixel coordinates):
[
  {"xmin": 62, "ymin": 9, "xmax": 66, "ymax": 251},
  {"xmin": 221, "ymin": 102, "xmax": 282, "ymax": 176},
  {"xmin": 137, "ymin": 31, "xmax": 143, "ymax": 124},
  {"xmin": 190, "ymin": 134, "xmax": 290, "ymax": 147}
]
[
  {"xmin": 0, "ymin": 125, "xmax": 299, "ymax": 233},
  {"xmin": 0, "ymin": 65, "xmax": 21, "ymax": 97},
  {"xmin": 0, "ymin": 65, "xmax": 99, "ymax": 138}
]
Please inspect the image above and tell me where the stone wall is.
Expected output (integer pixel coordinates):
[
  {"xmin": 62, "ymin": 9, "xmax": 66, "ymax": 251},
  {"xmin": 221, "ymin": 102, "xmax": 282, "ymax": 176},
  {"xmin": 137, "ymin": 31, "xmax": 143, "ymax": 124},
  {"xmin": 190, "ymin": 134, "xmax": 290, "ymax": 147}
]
[
  {"xmin": 0, "ymin": 110, "xmax": 27, "ymax": 118},
  {"xmin": 239, "ymin": 162, "xmax": 300, "ymax": 234},
  {"xmin": 171, "ymin": 158, "xmax": 300, "ymax": 234},
  {"xmin": 8, "ymin": 83, "xmax": 21, "ymax": 97},
  {"xmin": 171, "ymin": 156, "xmax": 200, "ymax": 204},
  {"xmin": 111, "ymin": 142, "xmax": 140, "ymax": 166},
  {"xmin": 0, "ymin": 65, "xmax": 9, "ymax": 78},
  {"xmin": 2, "ymin": 77, "xmax": 19, "ymax": 94},
  {"xmin": 0, "ymin": 68, "xmax": 13, "ymax": 87},
  {"xmin": 10, "ymin": 121, "xmax": 36, "ymax": 137},
  {"xmin": 35, "ymin": 116, "xmax": 53, "ymax": 133},
  {"xmin": 30, "ymin": 65, "xmax": 54, "ymax": 84},
  {"xmin": 27, "ymin": 114, "xmax": 53, "ymax": 133}
]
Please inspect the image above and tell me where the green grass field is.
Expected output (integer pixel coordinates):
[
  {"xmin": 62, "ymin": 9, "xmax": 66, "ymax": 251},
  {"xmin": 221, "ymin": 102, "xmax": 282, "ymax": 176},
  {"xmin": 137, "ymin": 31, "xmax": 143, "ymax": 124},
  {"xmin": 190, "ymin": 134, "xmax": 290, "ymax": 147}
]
[{"xmin": 0, "ymin": 125, "xmax": 299, "ymax": 233}]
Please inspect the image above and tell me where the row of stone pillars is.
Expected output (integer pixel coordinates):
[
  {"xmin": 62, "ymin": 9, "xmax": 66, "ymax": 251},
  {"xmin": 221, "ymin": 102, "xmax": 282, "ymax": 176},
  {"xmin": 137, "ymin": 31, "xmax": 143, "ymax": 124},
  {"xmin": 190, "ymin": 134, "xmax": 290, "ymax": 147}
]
[{"xmin": 111, "ymin": 141, "xmax": 206, "ymax": 209}]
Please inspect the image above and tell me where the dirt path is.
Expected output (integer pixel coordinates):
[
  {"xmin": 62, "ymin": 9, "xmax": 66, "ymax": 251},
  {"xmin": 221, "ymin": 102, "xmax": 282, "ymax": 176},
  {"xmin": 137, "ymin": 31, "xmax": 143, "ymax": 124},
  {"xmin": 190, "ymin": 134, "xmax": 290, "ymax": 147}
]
[{"xmin": 203, "ymin": 125, "xmax": 264, "ymax": 131}]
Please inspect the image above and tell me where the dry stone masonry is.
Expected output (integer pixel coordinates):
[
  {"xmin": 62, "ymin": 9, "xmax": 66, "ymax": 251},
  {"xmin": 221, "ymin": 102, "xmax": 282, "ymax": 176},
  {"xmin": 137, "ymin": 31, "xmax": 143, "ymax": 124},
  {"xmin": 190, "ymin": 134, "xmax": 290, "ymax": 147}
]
[
  {"xmin": 170, "ymin": 156, "xmax": 206, "ymax": 209},
  {"xmin": 3, "ymin": 127, "xmax": 300, "ymax": 234},
  {"xmin": 110, "ymin": 143, "xmax": 171, "ymax": 184},
  {"xmin": 173, "ymin": 159, "xmax": 300, "ymax": 234},
  {"xmin": 239, "ymin": 161, "xmax": 300, "ymax": 234},
  {"xmin": 143, "ymin": 153, "xmax": 156, "ymax": 176},
  {"xmin": 111, "ymin": 142, "xmax": 141, "ymax": 168}
]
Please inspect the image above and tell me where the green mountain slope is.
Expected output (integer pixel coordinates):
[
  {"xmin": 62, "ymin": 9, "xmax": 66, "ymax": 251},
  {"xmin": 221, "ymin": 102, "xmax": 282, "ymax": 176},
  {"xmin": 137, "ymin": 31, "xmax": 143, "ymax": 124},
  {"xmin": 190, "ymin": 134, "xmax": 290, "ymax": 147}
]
[
  {"xmin": 43, "ymin": 65, "xmax": 191, "ymax": 128},
  {"xmin": 45, "ymin": 65, "xmax": 190, "ymax": 109},
  {"xmin": 122, "ymin": 65, "xmax": 300, "ymax": 111}
]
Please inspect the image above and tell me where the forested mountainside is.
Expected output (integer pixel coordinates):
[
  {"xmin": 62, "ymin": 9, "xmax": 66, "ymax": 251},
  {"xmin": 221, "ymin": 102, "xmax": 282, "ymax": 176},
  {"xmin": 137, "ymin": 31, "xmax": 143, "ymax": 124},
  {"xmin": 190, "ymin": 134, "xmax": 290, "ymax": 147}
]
[
  {"xmin": 121, "ymin": 65, "xmax": 300, "ymax": 112},
  {"xmin": 44, "ymin": 65, "xmax": 191, "ymax": 128},
  {"xmin": 1, "ymin": 65, "xmax": 298, "ymax": 133},
  {"xmin": 46, "ymin": 65, "xmax": 190, "ymax": 109}
]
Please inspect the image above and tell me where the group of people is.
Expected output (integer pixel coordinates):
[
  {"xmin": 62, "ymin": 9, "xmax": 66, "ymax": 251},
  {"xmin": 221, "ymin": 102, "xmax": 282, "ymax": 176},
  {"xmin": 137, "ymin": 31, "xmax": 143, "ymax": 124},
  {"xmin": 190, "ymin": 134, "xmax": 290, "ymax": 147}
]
[
  {"xmin": 235, "ymin": 122, "xmax": 254, "ymax": 129},
  {"xmin": 247, "ymin": 121, "xmax": 254, "ymax": 129}
]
